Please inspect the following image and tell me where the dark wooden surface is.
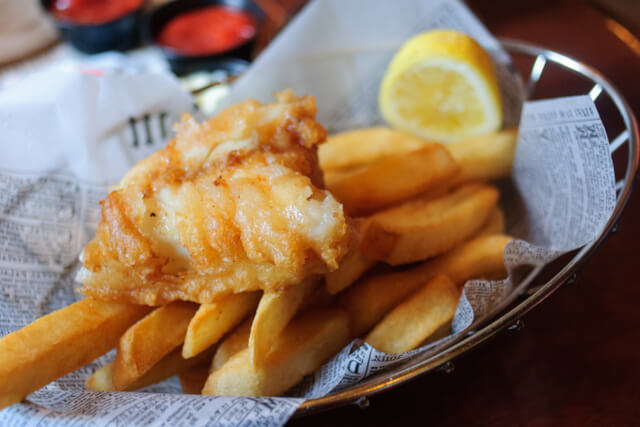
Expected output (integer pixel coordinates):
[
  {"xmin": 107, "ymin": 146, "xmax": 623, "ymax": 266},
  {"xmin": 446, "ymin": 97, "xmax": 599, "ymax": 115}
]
[{"xmin": 274, "ymin": 1, "xmax": 640, "ymax": 425}]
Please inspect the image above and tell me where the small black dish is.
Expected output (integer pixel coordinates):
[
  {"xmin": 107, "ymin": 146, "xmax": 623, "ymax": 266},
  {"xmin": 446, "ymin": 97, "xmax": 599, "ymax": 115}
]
[
  {"xmin": 40, "ymin": 0, "xmax": 144, "ymax": 54},
  {"xmin": 147, "ymin": 0, "xmax": 264, "ymax": 76}
]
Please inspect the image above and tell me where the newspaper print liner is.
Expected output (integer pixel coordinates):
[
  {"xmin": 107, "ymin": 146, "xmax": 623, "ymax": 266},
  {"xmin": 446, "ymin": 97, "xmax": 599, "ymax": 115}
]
[{"xmin": 0, "ymin": 0, "xmax": 616, "ymax": 426}]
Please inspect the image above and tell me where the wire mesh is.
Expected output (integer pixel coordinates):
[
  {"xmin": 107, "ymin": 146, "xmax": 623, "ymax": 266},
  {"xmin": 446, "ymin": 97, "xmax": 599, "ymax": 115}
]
[{"xmin": 295, "ymin": 38, "xmax": 640, "ymax": 416}]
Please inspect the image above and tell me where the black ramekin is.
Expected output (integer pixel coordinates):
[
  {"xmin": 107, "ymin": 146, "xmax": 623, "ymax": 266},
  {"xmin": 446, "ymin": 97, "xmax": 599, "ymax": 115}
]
[
  {"xmin": 40, "ymin": 0, "xmax": 144, "ymax": 54},
  {"xmin": 147, "ymin": 0, "xmax": 264, "ymax": 76}
]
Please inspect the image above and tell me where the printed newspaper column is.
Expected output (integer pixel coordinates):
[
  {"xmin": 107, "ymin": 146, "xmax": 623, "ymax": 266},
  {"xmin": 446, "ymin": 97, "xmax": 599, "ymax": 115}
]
[
  {"xmin": 0, "ymin": 0, "xmax": 617, "ymax": 426},
  {"xmin": 293, "ymin": 95, "xmax": 615, "ymax": 394}
]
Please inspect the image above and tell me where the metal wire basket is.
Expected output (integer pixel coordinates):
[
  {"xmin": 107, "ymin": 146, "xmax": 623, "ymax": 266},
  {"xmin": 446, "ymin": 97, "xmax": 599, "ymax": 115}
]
[{"xmin": 295, "ymin": 38, "xmax": 640, "ymax": 416}]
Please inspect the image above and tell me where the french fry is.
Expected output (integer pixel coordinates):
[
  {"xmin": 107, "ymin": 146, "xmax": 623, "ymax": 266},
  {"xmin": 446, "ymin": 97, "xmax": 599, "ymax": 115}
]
[
  {"xmin": 325, "ymin": 218, "xmax": 375, "ymax": 295},
  {"xmin": 476, "ymin": 206, "xmax": 505, "ymax": 236},
  {"xmin": 249, "ymin": 278, "xmax": 318, "ymax": 366},
  {"xmin": 339, "ymin": 268, "xmax": 427, "ymax": 337},
  {"xmin": 212, "ymin": 318, "xmax": 252, "ymax": 371},
  {"xmin": 340, "ymin": 234, "xmax": 512, "ymax": 336},
  {"xmin": 0, "ymin": 88, "xmax": 526, "ymax": 404},
  {"xmin": 203, "ymin": 308, "xmax": 350, "ymax": 396},
  {"xmin": 0, "ymin": 299, "xmax": 149, "ymax": 409},
  {"xmin": 134, "ymin": 345, "xmax": 215, "ymax": 390},
  {"xmin": 319, "ymin": 126, "xmax": 427, "ymax": 171},
  {"xmin": 216, "ymin": 288, "xmax": 334, "ymax": 375},
  {"xmin": 325, "ymin": 143, "xmax": 459, "ymax": 216},
  {"xmin": 182, "ymin": 292, "xmax": 260, "ymax": 358},
  {"xmin": 361, "ymin": 183, "xmax": 499, "ymax": 265},
  {"xmin": 85, "ymin": 363, "xmax": 116, "ymax": 392},
  {"xmin": 325, "ymin": 249, "xmax": 375, "ymax": 295},
  {"xmin": 365, "ymin": 276, "xmax": 459, "ymax": 353},
  {"xmin": 420, "ymin": 234, "xmax": 512, "ymax": 286},
  {"xmin": 87, "ymin": 345, "xmax": 216, "ymax": 392},
  {"xmin": 112, "ymin": 301, "xmax": 198, "ymax": 390},
  {"xmin": 447, "ymin": 128, "xmax": 518, "ymax": 183},
  {"xmin": 179, "ymin": 364, "xmax": 210, "ymax": 394}
]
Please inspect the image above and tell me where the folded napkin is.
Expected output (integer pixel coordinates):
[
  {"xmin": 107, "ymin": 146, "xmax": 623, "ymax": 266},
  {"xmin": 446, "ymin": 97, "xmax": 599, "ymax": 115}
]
[{"xmin": 0, "ymin": 0, "xmax": 58, "ymax": 65}]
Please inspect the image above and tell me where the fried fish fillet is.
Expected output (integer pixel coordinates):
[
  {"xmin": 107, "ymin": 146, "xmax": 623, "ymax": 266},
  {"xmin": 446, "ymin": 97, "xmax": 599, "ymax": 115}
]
[{"xmin": 77, "ymin": 91, "xmax": 351, "ymax": 305}]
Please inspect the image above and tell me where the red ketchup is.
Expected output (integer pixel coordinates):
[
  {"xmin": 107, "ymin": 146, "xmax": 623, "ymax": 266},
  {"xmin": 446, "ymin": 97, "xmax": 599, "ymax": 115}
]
[
  {"xmin": 50, "ymin": 0, "xmax": 142, "ymax": 25},
  {"xmin": 157, "ymin": 6, "xmax": 257, "ymax": 56}
]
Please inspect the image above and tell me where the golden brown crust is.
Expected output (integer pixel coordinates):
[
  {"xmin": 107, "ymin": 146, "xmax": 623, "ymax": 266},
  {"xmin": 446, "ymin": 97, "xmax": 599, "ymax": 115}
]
[{"xmin": 78, "ymin": 91, "xmax": 350, "ymax": 305}]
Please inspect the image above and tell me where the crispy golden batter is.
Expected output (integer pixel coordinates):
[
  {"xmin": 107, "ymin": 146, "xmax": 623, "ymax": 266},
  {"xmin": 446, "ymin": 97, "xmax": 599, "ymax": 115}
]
[{"xmin": 77, "ymin": 91, "xmax": 351, "ymax": 305}]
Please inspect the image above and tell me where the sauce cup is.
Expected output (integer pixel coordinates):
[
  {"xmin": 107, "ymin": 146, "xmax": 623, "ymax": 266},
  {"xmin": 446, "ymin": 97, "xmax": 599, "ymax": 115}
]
[{"xmin": 147, "ymin": 0, "xmax": 264, "ymax": 75}]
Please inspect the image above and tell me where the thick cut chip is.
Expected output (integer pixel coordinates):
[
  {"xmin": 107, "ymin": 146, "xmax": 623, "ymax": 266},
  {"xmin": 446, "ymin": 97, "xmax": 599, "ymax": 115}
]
[
  {"xmin": 319, "ymin": 126, "xmax": 427, "ymax": 171},
  {"xmin": 447, "ymin": 129, "xmax": 518, "ymax": 183},
  {"xmin": 0, "ymin": 299, "xmax": 149, "ymax": 409},
  {"xmin": 476, "ymin": 206, "xmax": 505, "ymax": 237},
  {"xmin": 77, "ymin": 91, "xmax": 352, "ymax": 306},
  {"xmin": 131, "ymin": 345, "xmax": 215, "ymax": 390},
  {"xmin": 325, "ymin": 249, "xmax": 375, "ymax": 295},
  {"xmin": 249, "ymin": 278, "xmax": 318, "ymax": 366},
  {"xmin": 212, "ymin": 318, "xmax": 252, "ymax": 371},
  {"xmin": 361, "ymin": 183, "xmax": 499, "ymax": 265},
  {"xmin": 324, "ymin": 143, "xmax": 459, "ymax": 216},
  {"xmin": 183, "ymin": 292, "xmax": 260, "ymax": 358},
  {"xmin": 417, "ymin": 234, "xmax": 512, "ymax": 286},
  {"xmin": 340, "ymin": 234, "xmax": 511, "ymax": 336},
  {"xmin": 86, "ymin": 345, "xmax": 216, "ymax": 392},
  {"xmin": 325, "ymin": 218, "xmax": 375, "ymax": 294},
  {"xmin": 84, "ymin": 363, "xmax": 115, "ymax": 392},
  {"xmin": 365, "ymin": 276, "xmax": 459, "ymax": 353},
  {"xmin": 112, "ymin": 301, "xmax": 198, "ymax": 390},
  {"xmin": 203, "ymin": 308, "xmax": 350, "ymax": 396}
]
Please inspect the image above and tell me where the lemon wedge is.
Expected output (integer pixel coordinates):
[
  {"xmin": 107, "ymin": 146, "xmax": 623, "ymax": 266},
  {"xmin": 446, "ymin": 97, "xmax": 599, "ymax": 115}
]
[{"xmin": 379, "ymin": 30, "xmax": 502, "ymax": 142}]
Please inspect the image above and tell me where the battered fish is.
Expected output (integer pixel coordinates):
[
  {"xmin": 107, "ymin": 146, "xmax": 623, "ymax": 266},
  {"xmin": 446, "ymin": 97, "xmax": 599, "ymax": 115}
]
[{"xmin": 77, "ymin": 91, "xmax": 351, "ymax": 305}]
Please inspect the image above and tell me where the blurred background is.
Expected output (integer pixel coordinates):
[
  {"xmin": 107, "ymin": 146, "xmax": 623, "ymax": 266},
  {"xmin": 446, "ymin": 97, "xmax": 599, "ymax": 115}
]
[
  {"xmin": 0, "ymin": 0, "xmax": 638, "ymax": 117},
  {"xmin": 1, "ymin": 0, "xmax": 638, "ymax": 65},
  {"xmin": 1, "ymin": 0, "xmax": 637, "ymax": 92}
]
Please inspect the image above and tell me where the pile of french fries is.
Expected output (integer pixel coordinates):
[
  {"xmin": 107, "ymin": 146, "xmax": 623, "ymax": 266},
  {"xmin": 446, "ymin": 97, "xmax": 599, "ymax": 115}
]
[{"xmin": 0, "ymin": 126, "xmax": 517, "ymax": 408}]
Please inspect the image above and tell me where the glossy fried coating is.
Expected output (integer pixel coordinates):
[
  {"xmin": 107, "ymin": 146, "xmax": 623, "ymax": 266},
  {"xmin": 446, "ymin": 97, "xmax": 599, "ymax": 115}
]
[{"xmin": 77, "ymin": 91, "xmax": 351, "ymax": 305}]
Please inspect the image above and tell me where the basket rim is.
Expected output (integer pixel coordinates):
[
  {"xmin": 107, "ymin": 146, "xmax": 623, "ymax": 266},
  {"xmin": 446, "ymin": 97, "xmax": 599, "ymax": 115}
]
[{"xmin": 294, "ymin": 37, "xmax": 640, "ymax": 417}]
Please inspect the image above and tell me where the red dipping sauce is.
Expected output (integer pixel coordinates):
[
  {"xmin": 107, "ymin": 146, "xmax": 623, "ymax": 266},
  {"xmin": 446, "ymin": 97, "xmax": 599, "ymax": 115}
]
[
  {"xmin": 157, "ymin": 6, "xmax": 257, "ymax": 56},
  {"xmin": 50, "ymin": 0, "xmax": 142, "ymax": 25}
]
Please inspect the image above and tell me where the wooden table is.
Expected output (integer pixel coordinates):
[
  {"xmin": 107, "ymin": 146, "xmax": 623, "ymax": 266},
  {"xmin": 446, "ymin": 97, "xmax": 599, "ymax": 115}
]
[{"xmin": 273, "ymin": 1, "xmax": 640, "ymax": 425}]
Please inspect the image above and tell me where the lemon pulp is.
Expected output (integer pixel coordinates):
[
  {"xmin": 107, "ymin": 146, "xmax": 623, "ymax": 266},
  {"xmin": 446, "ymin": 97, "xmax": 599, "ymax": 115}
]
[{"xmin": 379, "ymin": 30, "xmax": 502, "ymax": 142}]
